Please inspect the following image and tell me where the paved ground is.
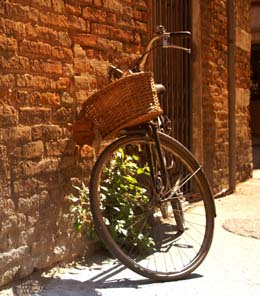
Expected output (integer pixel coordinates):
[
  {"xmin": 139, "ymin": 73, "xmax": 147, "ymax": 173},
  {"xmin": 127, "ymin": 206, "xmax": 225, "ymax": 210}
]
[{"xmin": 1, "ymin": 170, "xmax": 260, "ymax": 296}]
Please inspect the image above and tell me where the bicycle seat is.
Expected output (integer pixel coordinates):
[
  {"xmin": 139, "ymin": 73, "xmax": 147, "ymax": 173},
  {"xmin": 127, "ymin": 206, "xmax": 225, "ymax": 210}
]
[{"xmin": 155, "ymin": 84, "xmax": 166, "ymax": 95}]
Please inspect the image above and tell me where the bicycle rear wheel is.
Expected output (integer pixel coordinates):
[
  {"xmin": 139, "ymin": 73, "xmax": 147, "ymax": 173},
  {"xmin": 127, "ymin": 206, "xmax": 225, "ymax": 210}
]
[{"xmin": 89, "ymin": 132, "xmax": 215, "ymax": 281}]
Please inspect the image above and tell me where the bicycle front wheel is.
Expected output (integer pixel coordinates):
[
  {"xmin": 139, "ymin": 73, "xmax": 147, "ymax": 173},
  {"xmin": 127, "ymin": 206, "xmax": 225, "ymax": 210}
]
[{"xmin": 89, "ymin": 133, "xmax": 215, "ymax": 281}]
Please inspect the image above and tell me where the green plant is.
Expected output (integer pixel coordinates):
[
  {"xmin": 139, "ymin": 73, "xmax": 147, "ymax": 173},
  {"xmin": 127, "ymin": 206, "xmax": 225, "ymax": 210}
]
[
  {"xmin": 69, "ymin": 146, "xmax": 155, "ymax": 253},
  {"xmin": 68, "ymin": 183, "xmax": 96, "ymax": 240},
  {"xmin": 100, "ymin": 147, "xmax": 155, "ymax": 252}
]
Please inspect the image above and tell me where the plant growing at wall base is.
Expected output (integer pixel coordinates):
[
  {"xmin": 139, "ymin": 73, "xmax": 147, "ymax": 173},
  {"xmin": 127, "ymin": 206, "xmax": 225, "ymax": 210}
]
[
  {"xmin": 68, "ymin": 183, "xmax": 96, "ymax": 240},
  {"xmin": 69, "ymin": 146, "xmax": 156, "ymax": 253},
  {"xmin": 99, "ymin": 147, "xmax": 156, "ymax": 253}
]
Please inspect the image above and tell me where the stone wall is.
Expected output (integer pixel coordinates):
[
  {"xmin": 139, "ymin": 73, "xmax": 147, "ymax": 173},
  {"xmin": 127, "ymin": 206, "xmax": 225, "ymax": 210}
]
[{"xmin": 0, "ymin": 0, "xmax": 148, "ymax": 287}]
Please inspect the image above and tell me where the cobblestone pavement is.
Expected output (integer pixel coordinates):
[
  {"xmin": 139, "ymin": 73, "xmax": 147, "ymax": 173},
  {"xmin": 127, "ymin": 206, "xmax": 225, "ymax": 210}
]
[{"xmin": 1, "ymin": 171, "xmax": 260, "ymax": 296}]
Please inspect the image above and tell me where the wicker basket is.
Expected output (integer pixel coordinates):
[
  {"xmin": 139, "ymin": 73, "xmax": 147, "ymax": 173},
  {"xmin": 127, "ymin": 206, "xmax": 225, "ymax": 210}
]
[{"xmin": 74, "ymin": 72, "xmax": 162, "ymax": 145}]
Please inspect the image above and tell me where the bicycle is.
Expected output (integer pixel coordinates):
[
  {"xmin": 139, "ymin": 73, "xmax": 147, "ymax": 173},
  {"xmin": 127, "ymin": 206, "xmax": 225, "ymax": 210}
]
[{"xmin": 74, "ymin": 25, "xmax": 216, "ymax": 281}]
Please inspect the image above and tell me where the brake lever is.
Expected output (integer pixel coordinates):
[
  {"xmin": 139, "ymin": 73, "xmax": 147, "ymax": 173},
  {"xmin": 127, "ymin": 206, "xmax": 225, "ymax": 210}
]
[
  {"xmin": 163, "ymin": 44, "xmax": 191, "ymax": 54},
  {"xmin": 162, "ymin": 33, "xmax": 191, "ymax": 53}
]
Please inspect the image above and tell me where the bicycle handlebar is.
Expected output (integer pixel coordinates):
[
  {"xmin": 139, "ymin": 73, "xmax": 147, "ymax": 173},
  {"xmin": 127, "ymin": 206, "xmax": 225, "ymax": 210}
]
[
  {"xmin": 109, "ymin": 25, "xmax": 191, "ymax": 77},
  {"xmin": 138, "ymin": 26, "xmax": 191, "ymax": 71}
]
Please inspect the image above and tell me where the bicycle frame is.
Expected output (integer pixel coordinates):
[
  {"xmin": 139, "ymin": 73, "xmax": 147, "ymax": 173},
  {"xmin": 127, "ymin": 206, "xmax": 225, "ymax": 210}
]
[
  {"xmin": 119, "ymin": 121, "xmax": 170, "ymax": 194},
  {"xmin": 88, "ymin": 26, "xmax": 216, "ymax": 281},
  {"xmin": 109, "ymin": 25, "xmax": 192, "ymax": 199}
]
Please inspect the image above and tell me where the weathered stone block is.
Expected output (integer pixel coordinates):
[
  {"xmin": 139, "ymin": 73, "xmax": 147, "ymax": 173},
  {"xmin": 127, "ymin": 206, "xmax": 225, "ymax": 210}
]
[
  {"xmin": 52, "ymin": 0, "xmax": 65, "ymax": 13},
  {"xmin": 0, "ymin": 105, "xmax": 18, "ymax": 127},
  {"xmin": 74, "ymin": 74, "xmax": 97, "ymax": 90},
  {"xmin": 13, "ymin": 178, "xmax": 45, "ymax": 196},
  {"xmin": 32, "ymin": 124, "xmax": 62, "ymax": 141},
  {"xmin": 7, "ymin": 126, "xmax": 32, "ymax": 145},
  {"xmin": 18, "ymin": 191, "xmax": 49, "ymax": 214},
  {"xmin": 75, "ymin": 90, "xmax": 92, "ymax": 105},
  {"xmin": 62, "ymin": 63, "xmax": 75, "ymax": 77},
  {"xmin": 31, "ymin": 60, "xmax": 62, "ymax": 75},
  {"xmin": 0, "ymin": 145, "xmax": 10, "ymax": 181},
  {"xmin": 0, "ymin": 35, "xmax": 18, "ymax": 52},
  {"xmin": 61, "ymin": 92, "xmax": 74, "ymax": 106},
  {"xmin": 56, "ymin": 77, "xmax": 71, "ymax": 90},
  {"xmin": 135, "ymin": 0, "xmax": 147, "ymax": 11},
  {"xmin": 19, "ymin": 39, "xmax": 52, "ymax": 57},
  {"xmin": 58, "ymin": 31, "xmax": 72, "ymax": 47},
  {"xmin": 51, "ymin": 46, "xmax": 73, "ymax": 62},
  {"xmin": 71, "ymin": 33, "xmax": 97, "ymax": 47},
  {"xmin": 19, "ymin": 107, "xmax": 51, "ymax": 125},
  {"xmin": 68, "ymin": 15, "xmax": 88, "ymax": 32},
  {"xmin": 0, "ymin": 246, "xmax": 29, "ymax": 272},
  {"xmin": 73, "ymin": 44, "xmax": 86, "ymax": 58},
  {"xmin": 4, "ymin": 2, "xmax": 39, "ymax": 22},
  {"xmin": 65, "ymin": 3, "xmax": 81, "ymax": 16},
  {"xmin": 38, "ymin": 158, "xmax": 60, "ymax": 173},
  {"xmin": 236, "ymin": 87, "xmax": 250, "ymax": 108},
  {"xmin": 0, "ymin": 266, "xmax": 20, "ymax": 287},
  {"xmin": 17, "ymin": 74, "xmax": 55, "ymax": 90},
  {"xmin": 0, "ymin": 198, "xmax": 15, "ymax": 215},
  {"xmin": 46, "ymin": 138, "xmax": 74, "ymax": 156},
  {"xmin": 41, "ymin": 92, "xmax": 61, "ymax": 106},
  {"xmin": 82, "ymin": 7, "xmax": 106, "ymax": 23},
  {"xmin": 102, "ymin": 0, "xmax": 123, "ymax": 13},
  {"xmin": 0, "ymin": 18, "xmax": 26, "ymax": 39},
  {"xmin": 0, "ymin": 55, "xmax": 30, "ymax": 72},
  {"xmin": 0, "ymin": 74, "xmax": 16, "ymax": 88},
  {"xmin": 39, "ymin": 11, "xmax": 68, "ymax": 29},
  {"xmin": 54, "ymin": 107, "xmax": 73, "ymax": 123},
  {"xmin": 236, "ymin": 28, "xmax": 251, "ymax": 52},
  {"xmin": 0, "ymin": 176, "xmax": 10, "ymax": 190},
  {"xmin": 12, "ymin": 140, "xmax": 44, "ymax": 159}
]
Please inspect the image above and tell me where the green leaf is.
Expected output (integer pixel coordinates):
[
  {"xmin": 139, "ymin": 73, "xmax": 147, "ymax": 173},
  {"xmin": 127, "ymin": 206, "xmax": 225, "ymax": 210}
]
[
  {"xmin": 113, "ymin": 206, "xmax": 120, "ymax": 212},
  {"xmin": 123, "ymin": 175, "xmax": 137, "ymax": 184},
  {"xmin": 72, "ymin": 185, "xmax": 82, "ymax": 191},
  {"xmin": 69, "ymin": 196, "xmax": 79, "ymax": 203},
  {"xmin": 69, "ymin": 205, "xmax": 78, "ymax": 212},
  {"xmin": 74, "ymin": 220, "xmax": 82, "ymax": 231},
  {"xmin": 132, "ymin": 155, "xmax": 139, "ymax": 161},
  {"xmin": 100, "ymin": 186, "xmax": 108, "ymax": 192}
]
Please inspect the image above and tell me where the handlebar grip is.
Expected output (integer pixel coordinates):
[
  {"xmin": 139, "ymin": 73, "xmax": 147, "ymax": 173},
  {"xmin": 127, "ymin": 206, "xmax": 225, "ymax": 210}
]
[{"xmin": 169, "ymin": 31, "xmax": 191, "ymax": 38}]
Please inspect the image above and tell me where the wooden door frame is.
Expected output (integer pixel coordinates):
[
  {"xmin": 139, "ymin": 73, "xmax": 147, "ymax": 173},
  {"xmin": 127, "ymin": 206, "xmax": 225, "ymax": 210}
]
[{"xmin": 190, "ymin": 0, "xmax": 203, "ymax": 163}]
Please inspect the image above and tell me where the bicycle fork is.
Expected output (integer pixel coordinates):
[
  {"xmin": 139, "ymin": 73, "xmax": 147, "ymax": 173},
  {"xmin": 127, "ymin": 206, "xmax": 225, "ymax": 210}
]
[{"xmin": 146, "ymin": 124, "xmax": 169, "ymax": 195}]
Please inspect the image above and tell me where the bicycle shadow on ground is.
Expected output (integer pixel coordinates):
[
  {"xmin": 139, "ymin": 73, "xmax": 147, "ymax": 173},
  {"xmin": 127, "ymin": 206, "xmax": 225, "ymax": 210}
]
[{"xmin": 6, "ymin": 253, "xmax": 203, "ymax": 296}]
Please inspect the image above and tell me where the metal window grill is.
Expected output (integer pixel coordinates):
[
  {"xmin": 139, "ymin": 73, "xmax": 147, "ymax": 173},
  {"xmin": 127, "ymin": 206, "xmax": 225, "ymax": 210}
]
[{"xmin": 151, "ymin": 0, "xmax": 192, "ymax": 148}]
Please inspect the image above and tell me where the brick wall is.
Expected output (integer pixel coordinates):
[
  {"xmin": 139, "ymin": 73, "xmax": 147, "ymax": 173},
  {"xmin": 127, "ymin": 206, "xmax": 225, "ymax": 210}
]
[
  {"xmin": 201, "ymin": 0, "xmax": 252, "ymax": 194},
  {"xmin": 0, "ymin": 0, "xmax": 252, "ymax": 286},
  {"xmin": 0, "ymin": 0, "xmax": 148, "ymax": 286},
  {"xmin": 201, "ymin": 0, "xmax": 230, "ymax": 193},
  {"xmin": 234, "ymin": 0, "xmax": 252, "ymax": 181}
]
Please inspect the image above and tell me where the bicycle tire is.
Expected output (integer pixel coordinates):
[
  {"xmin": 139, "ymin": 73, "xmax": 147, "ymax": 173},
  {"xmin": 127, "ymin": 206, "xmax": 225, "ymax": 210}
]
[{"xmin": 89, "ymin": 132, "xmax": 215, "ymax": 281}]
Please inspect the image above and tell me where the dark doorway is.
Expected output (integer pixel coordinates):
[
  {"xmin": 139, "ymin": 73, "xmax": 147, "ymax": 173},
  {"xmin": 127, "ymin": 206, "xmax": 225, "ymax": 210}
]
[
  {"xmin": 250, "ymin": 44, "xmax": 260, "ymax": 169},
  {"xmin": 151, "ymin": 0, "xmax": 192, "ymax": 148}
]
